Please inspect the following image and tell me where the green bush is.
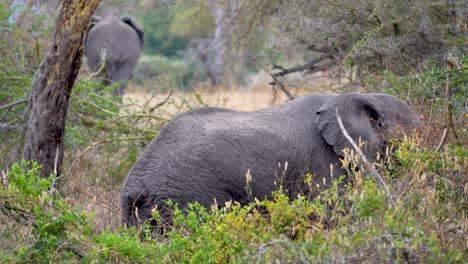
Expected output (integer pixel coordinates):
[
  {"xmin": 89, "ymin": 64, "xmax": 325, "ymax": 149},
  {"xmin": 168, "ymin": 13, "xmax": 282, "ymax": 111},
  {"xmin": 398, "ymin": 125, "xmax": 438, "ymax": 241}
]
[
  {"xmin": 139, "ymin": 3, "xmax": 188, "ymax": 57},
  {"xmin": 1, "ymin": 139, "xmax": 466, "ymax": 263},
  {"xmin": 0, "ymin": 161, "xmax": 93, "ymax": 262},
  {"xmin": 0, "ymin": 2, "xmax": 50, "ymax": 172},
  {"xmin": 365, "ymin": 55, "xmax": 467, "ymax": 116},
  {"xmin": 133, "ymin": 54, "xmax": 197, "ymax": 90}
]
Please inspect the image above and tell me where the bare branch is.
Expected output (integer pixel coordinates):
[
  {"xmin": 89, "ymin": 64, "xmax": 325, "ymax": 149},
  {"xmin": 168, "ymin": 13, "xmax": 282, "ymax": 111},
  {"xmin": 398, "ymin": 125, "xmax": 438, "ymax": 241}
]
[
  {"xmin": 272, "ymin": 54, "xmax": 331, "ymax": 77},
  {"xmin": 148, "ymin": 90, "xmax": 174, "ymax": 112},
  {"xmin": 49, "ymin": 146, "xmax": 60, "ymax": 195},
  {"xmin": 445, "ymin": 53, "xmax": 461, "ymax": 146},
  {"xmin": 0, "ymin": 123, "xmax": 21, "ymax": 131},
  {"xmin": 0, "ymin": 98, "xmax": 28, "ymax": 111},
  {"xmin": 435, "ymin": 53, "xmax": 462, "ymax": 151},
  {"xmin": 335, "ymin": 108, "xmax": 392, "ymax": 200},
  {"xmin": 248, "ymin": 56, "xmax": 295, "ymax": 101},
  {"xmin": 435, "ymin": 128, "xmax": 448, "ymax": 152},
  {"xmin": 88, "ymin": 48, "xmax": 107, "ymax": 79}
]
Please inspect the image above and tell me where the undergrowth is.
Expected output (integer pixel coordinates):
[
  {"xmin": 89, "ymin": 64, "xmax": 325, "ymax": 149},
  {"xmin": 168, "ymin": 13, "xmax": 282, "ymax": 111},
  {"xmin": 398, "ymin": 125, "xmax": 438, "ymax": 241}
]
[{"xmin": 0, "ymin": 137, "xmax": 465, "ymax": 263}]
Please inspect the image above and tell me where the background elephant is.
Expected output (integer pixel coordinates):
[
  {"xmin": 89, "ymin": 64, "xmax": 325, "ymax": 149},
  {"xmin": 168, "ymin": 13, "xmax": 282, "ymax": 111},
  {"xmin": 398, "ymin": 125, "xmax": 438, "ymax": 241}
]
[
  {"xmin": 85, "ymin": 12, "xmax": 144, "ymax": 96},
  {"xmin": 120, "ymin": 93, "xmax": 422, "ymax": 227}
]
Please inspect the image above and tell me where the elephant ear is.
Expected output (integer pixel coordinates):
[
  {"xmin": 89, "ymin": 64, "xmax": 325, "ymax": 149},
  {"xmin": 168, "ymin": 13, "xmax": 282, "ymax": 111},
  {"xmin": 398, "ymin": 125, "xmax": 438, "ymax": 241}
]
[
  {"xmin": 121, "ymin": 16, "xmax": 144, "ymax": 48},
  {"xmin": 316, "ymin": 93, "xmax": 387, "ymax": 158}
]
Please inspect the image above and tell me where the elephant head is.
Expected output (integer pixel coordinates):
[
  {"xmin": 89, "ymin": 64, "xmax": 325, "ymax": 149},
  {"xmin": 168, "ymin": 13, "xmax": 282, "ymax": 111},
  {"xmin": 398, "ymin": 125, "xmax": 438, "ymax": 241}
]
[
  {"xmin": 85, "ymin": 12, "xmax": 144, "ymax": 96},
  {"xmin": 316, "ymin": 93, "xmax": 422, "ymax": 163},
  {"xmin": 120, "ymin": 93, "xmax": 422, "ymax": 228}
]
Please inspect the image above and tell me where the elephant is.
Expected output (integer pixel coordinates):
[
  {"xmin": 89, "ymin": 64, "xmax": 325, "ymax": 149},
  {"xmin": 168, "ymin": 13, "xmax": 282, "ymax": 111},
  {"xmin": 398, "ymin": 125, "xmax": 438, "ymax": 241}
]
[
  {"xmin": 85, "ymin": 12, "xmax": 144, "ymax": 96},
  {"xmin": 120, "ymin": 93, "xmax": 422, "ymax": 227}
]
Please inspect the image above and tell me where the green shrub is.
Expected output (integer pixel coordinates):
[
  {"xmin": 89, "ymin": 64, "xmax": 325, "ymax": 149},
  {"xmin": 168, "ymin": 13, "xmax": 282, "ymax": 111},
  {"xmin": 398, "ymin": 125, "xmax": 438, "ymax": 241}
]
[
  {"xmin": 1, "ymin": 141, "xmax": 466, "ymax": 263},
  {"xmin": 365, "ymin": 55, "xmax": 467, "ymax": 116},
  {"xmin": 1, "ymin": 161, "xmax": 93, "ymax": 262},
  {"xmin": 133, "ymin": 54, "xmax": 197, "ymax": 90}
]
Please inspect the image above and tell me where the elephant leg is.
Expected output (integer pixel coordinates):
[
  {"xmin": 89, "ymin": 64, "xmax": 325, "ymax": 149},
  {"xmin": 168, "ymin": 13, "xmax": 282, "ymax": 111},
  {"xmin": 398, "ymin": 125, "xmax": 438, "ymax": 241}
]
[
  {"xmin": 104, "ymin": 61, "xmax": 118, "ymax": 87},
  {"xmin": 108, "ymin": 59, "xmax": 137, "ymax": 97}
]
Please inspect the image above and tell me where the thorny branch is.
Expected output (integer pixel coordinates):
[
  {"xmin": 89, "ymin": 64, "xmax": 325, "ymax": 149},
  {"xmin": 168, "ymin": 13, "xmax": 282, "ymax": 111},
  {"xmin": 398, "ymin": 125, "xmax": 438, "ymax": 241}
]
[{"xmin": 149, "ymin": 90, "xmax": 174, "ymax": 112}]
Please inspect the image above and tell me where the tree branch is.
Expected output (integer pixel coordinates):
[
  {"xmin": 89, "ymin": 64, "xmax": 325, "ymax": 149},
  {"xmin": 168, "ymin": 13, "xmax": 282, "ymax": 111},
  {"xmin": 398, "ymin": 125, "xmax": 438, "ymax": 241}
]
[
  {"xmin": 0, "ymin": 98, "xmax": 28, "ymax": 111},
  {"xmin": 148, "ymin": 90, "xmax": 174, "ymax": 112},
  {"xmin": 272, "ymin": 54, "xmax": 331, "ymax": 77},
  {"xmin": 0, "ymin": 123, "xmax": 20, "ymax": 131},
  {"xmin": 436, "ymin": 53, "xmax": 462, "ymax": 151},
  {"xmin": 248, "ymin": 55, "xmax": 294, "ymax": 101},
  {"xmin": 445, "ymin": 54, "xmax": 461, "ymax": 145},
  {"xmin": 335, "ymin": 108, "xmax": 392, "ymax": 201}
]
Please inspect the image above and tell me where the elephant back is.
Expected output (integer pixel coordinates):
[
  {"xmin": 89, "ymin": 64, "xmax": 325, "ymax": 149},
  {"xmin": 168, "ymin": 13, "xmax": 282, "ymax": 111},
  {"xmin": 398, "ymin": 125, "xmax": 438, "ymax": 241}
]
[{"xmin": 85, "ymin": 14, "xmax": 143, "ymax": 60}]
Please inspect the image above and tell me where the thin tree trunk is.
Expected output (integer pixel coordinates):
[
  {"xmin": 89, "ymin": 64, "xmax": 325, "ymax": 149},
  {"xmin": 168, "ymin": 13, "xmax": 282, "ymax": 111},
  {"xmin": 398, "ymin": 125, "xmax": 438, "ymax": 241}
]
[
  {"xmin": 209, "ymin": 1, "xmax": 226, "ymax": 88},
  {"xmin": 23, "ymin": 0, "xmax": 101, "ymax": 179}
]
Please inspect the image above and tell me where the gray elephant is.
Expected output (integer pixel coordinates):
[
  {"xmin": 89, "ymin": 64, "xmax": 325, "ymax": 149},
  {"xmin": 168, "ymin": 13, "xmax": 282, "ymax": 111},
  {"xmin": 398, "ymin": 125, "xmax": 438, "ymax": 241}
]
[
  {"xmin": 120, "ymin": 93, "xmax": 422, "ymax": 227},
  {"xmin": 85, "ymin": 12, "xmax": 144, "ymax": 96}
]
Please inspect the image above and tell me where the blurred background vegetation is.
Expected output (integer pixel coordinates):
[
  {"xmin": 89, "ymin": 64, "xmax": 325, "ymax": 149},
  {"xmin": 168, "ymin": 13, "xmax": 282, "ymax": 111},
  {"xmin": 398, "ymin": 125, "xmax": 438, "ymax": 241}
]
[
  {"xmin": 0, "ymin": 0, "xmax": 466, "ymax": 262},
  {"xmin": 2, "ymin": 0, "xmax": 466, "ymax": 91}
]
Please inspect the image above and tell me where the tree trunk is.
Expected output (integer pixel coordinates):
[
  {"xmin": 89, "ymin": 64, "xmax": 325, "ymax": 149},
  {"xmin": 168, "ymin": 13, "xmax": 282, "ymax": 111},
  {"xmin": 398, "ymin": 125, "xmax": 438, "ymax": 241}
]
[
  {"xmin": 23, "ymin": 0, "xmax": 101, "ymax": 179},
  {"xmin": 209, "ymin": 0, "xmax": 227, "ymax": 88}
]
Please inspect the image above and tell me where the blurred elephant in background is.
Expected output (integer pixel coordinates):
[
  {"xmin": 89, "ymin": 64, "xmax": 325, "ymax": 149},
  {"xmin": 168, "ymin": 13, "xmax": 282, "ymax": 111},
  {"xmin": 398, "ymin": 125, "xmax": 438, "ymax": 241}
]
[
  {"xmin": 85, "ymin": 12, "xmax": 144, "ymax": 96},
  {"xmin": 120, "ymin": 93, "xmax": 422, "ymax": 227}
]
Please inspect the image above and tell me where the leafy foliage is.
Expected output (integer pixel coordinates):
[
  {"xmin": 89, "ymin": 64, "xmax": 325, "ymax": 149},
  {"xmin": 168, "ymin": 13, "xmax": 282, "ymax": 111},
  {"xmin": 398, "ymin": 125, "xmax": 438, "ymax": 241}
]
[
  {"xmin": 64, "ymin": 76, "xmax": 208, "ymax": 186},
  {"xmin": 215, "ymin": 0, "xmax": 466, "ymax": 84},
  {"xmin": 1, "ymin": 138, "xmax": 466, "ymax": 262},
  {"xmin": 0, "ymin": 161, "xmax": 93, "ymax": 262},
  {"xmin": 0, "ymin": 2, "xmax": 49, "ymax": 172},
  {"xmin": 169, "ymin": 2, "xmax": 214, "ymax": 39},
  {"xmin": 133, "ymin": 54, "xmax": 198, "ymax": 89},
  {"xmin": 138, "ymin": 3, "xmax": 189, "ymax": 57}
]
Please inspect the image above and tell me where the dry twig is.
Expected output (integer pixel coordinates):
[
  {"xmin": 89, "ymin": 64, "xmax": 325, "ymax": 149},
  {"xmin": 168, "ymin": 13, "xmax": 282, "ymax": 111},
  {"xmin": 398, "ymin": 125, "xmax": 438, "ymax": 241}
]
[
  {"xmin": 335, "ymin": 108, "xmax": 392, "ymax": 200},
  {"xmin": 435, "ymin": 53, "xmax": 462, "ymax": 151},
  {"xmin": 149, "ymin": 90, "xmax": 174, "ymax": 112}
]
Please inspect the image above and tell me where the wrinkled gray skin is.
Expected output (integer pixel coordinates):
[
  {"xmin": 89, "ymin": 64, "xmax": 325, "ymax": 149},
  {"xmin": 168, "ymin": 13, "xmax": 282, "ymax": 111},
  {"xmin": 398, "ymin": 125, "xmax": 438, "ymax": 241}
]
[
  {"xmin": 85, "ymin": 13, "xmax": 144, "ymax": 96},
  {"xmin": 120, "ymin": 93, "xmax": 422, "ymax": 227}
]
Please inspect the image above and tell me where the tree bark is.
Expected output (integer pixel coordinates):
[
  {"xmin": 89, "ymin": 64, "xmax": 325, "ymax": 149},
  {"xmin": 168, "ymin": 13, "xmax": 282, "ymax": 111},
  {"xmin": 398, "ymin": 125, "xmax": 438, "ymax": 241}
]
[
  {"xmin": 23, "ymin": 0, "xmax": 101, "ymax": 179},
  {"xmin": 208, "ymin": 0, "xmax": 229, "ymax": 88}
]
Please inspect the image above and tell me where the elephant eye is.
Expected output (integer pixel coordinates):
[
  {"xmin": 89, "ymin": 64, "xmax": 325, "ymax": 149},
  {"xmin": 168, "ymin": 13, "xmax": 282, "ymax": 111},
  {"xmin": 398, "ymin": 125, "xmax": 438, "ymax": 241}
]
[{"xmin": 366, "ymin": 108, "xmax": 379, "ymax": 121}]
